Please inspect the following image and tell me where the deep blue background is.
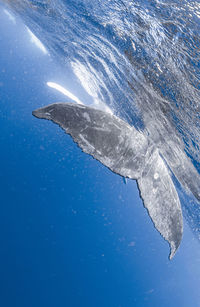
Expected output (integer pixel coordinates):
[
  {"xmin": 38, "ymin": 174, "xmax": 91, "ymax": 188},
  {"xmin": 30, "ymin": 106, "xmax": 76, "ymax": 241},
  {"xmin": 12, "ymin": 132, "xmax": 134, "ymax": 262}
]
[{"xmin": 1, "ymin": 6, "xmax": 200, "ymax": 307}]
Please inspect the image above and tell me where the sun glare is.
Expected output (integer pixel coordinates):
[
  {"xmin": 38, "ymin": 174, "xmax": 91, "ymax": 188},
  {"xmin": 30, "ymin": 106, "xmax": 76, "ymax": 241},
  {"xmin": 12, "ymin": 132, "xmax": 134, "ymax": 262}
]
[
  {"xmin": 26, "ymin": 28, "xmax": 48, "ymax": 54},
  {"xmin": 47, "ymin": 82, "xmax": 83, "ymax": 104},
  {"xmin": 3, "ymin": 9, "xmax": 16, "ymax": 24}
]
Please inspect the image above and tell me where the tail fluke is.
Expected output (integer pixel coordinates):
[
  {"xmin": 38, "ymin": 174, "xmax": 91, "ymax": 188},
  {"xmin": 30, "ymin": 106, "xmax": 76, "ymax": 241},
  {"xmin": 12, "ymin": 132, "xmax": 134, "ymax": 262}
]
[
  {"xmin": 33, "ymin": 102, "xmax": 183, "ymax": 258},
  {"xmin": 137, "ymin": 149, "xmax": 183, "ymax": 259},
  {"xmin": 33, "ymin": 103, "xmax": 147, "ymax": 180}
]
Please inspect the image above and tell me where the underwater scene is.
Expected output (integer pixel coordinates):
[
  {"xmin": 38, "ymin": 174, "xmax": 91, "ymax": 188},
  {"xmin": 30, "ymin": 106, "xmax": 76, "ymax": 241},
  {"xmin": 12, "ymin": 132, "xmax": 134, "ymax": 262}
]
[{"xmin": 1, "ymin": 0, "xmax": 200, "ymax": 306}]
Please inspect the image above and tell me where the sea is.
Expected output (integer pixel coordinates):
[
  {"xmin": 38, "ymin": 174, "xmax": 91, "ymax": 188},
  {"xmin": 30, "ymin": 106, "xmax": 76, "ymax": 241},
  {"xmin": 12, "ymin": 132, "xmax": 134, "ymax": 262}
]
[{"xmin": 1, "ymin": 1, "xmax": 200, "ymax": 306}]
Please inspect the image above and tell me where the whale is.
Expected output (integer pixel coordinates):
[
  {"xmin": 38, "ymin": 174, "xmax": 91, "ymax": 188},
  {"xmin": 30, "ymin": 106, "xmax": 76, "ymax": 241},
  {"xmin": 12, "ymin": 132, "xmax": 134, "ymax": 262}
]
[
  {"xmin": 32, "ymin": 102, "xmax": 192, "ymax": 259},
  {"xmin": 4, "ymin": 0, "xmax": 200, "ymax": 259}
]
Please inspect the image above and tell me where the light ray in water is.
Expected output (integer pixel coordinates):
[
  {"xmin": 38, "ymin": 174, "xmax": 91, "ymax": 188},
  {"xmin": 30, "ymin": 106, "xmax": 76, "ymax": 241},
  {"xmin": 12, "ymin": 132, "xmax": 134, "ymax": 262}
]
[
  {"xmin": 3, "ymin": 9, "xmax": 16, "ymax": 24},
  {"xmin": 71, "ymin": 61, "xmax": 113, "ymax": 114},
  {"xmin": 47, "ymin": 82, "xmax": 83, "ymax": 105},
  {"xmin": 26, "ymin": 28, "xmax": 48, "ymax": 55}
]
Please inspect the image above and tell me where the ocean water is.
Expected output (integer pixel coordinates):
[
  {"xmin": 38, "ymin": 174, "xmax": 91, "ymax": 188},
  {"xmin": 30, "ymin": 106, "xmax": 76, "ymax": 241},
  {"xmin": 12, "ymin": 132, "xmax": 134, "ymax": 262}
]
[
  {"xmin": 1, "ymin": 0, "xmax": 200, "ymax": 306},
  {"xmin": 6, "ymin": 0, "xmax": 200, "ymax": 242}
]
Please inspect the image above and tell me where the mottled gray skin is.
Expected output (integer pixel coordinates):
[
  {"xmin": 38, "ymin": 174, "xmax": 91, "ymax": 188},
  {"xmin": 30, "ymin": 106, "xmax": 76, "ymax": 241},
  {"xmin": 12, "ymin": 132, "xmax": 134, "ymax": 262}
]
[
  {"xmin": 145, "ymin": 114, "xmax": 200, "ymax": 203},
  {"xmin": 33, "ymin": 103, "xmax": 184, "ymax": 259}
]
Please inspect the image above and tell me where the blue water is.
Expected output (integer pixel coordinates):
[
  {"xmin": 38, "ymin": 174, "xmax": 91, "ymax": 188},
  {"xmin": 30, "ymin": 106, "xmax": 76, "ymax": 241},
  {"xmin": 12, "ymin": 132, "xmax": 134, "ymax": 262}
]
[{"xmin": 1, "ymin": 1, "xmax": 200, "ymax": 306}]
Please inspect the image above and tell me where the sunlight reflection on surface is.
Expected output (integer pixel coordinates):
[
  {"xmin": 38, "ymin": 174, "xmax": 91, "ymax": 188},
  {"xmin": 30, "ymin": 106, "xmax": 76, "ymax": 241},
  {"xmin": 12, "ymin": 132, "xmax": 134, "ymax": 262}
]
[
  {"xmin": 26, "ymin": 27, "xmax": 48, "ymax": 55},
  {"xmin": 3, "ymin": 8, "xmax": 16, "ymax": 23},
  {"xmin": 47, "ymin": 82, "xmax": 83, "ymax": 104}
]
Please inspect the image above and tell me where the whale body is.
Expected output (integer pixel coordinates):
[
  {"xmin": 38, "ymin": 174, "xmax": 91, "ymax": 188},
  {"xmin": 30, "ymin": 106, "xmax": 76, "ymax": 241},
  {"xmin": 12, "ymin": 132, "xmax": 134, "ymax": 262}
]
[{"xmin": 33, "ymin": 102, "xmax": 184, "ymax": 259}]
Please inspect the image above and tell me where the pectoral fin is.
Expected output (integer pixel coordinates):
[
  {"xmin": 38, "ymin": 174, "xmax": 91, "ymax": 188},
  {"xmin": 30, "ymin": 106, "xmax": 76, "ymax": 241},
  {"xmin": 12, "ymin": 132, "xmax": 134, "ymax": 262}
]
[
  {"xmin": 32, "ymin": 103, "xmax": 147, "ymax": 179},
  {"xmin": 137, "ymin": 150, "xmax": 183, "ymax": 259}
]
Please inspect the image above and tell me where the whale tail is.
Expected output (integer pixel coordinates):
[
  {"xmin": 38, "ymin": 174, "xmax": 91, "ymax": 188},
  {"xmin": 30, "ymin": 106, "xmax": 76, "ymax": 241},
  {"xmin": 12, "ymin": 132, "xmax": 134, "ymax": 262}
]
[{"xmin": 33, "ymin": 102, "xmax": 183, "ymax": 258}]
